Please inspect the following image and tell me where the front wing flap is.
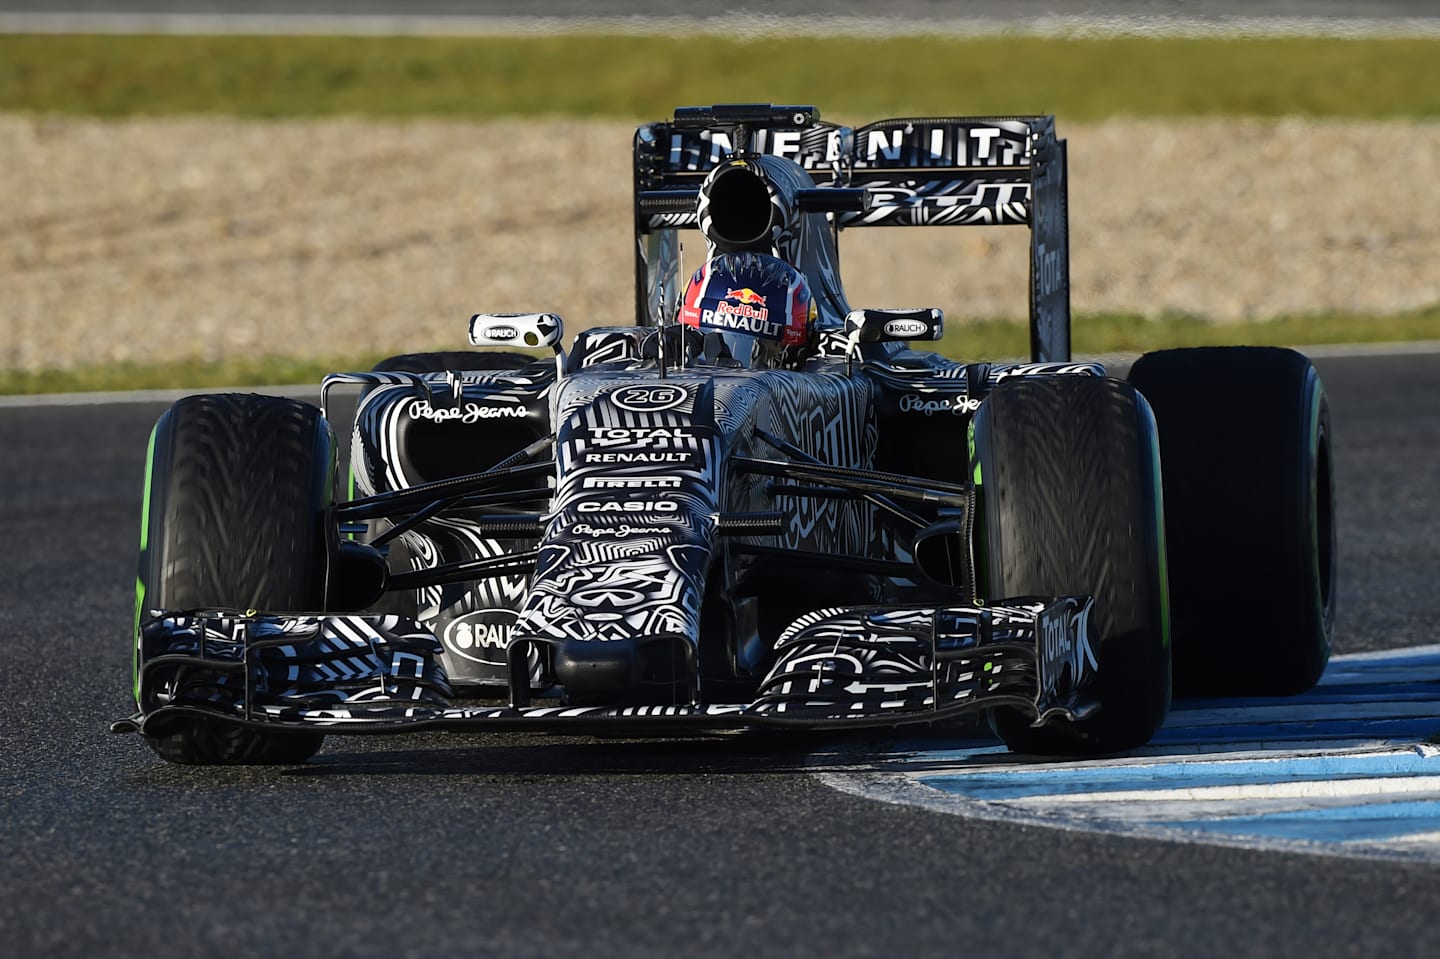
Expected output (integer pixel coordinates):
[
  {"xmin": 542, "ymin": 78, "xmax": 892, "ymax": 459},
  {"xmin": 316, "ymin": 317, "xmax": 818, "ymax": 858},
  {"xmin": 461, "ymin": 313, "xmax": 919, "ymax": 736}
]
[{"xmin": 115, "ymin": 598, "xmax": 1098, "ymax": 738}]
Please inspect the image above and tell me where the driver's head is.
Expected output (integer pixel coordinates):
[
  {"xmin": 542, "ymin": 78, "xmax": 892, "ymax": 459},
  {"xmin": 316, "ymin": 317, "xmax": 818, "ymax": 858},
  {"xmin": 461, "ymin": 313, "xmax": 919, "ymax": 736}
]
[{"xmin": 678, "ymin": 252, "xmax": 816, "ymax": 369}]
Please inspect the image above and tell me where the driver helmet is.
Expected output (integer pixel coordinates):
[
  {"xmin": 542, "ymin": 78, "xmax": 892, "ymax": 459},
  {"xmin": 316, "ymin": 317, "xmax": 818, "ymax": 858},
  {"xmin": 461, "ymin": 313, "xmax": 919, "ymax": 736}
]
[{"xmin": 678, "ymin": 252, "xmax": 816, "ymax": 369}]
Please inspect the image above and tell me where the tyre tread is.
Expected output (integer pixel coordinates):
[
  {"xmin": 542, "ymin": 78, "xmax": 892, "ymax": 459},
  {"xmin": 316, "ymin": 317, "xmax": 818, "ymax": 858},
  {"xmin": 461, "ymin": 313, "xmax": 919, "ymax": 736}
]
[{"xmin": 979, "ymin": 376, "xmax": 1170, "ymax": 755}]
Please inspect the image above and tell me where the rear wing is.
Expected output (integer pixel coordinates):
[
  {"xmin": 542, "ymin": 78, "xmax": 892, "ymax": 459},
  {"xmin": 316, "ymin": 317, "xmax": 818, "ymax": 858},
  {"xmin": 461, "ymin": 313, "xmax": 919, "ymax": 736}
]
[{"xmin": 632, "ymin": 104, "xmax": 1071, "ymax": 362}]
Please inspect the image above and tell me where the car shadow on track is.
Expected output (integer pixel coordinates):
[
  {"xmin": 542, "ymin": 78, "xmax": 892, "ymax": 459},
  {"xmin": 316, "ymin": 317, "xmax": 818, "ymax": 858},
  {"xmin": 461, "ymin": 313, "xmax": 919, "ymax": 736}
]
[
  {"xmin": 275, "ymin": 729, "xmax": 891, "ymax": 778},
  {"xmin": 117, "ymin": 722, "xmax": 998, "ymax": 781},
  {"xmin": 254, "ymin": 723, "xmax": 987, "ymax": 779}
]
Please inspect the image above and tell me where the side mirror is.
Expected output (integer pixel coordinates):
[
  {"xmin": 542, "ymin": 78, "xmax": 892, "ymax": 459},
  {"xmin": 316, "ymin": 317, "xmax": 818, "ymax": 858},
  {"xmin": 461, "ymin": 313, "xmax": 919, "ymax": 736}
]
[
  {"xmin": 844, "ymin": 308, "xmax": 944, "ymax": 344},
  {"xmin": 469, "ymin": 312, "xmax": 564, "ymax": 349}
]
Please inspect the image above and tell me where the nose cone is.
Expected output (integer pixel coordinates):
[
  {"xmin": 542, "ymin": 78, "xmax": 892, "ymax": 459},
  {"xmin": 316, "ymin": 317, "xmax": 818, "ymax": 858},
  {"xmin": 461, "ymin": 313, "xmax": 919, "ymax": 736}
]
[{"xmin": 513, "ymin": 377, "xmax": 722, "ymax": 703}]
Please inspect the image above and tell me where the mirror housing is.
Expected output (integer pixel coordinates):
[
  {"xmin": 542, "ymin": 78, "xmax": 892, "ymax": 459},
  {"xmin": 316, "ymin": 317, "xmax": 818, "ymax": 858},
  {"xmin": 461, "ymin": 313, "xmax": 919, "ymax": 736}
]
[
  {"xmin": 469, "ymin": 312, "xmax": 564, "ymax": 350},
  {"xmin": 844, "ymin": 308, "xmax": 944, "ymax": 344}
]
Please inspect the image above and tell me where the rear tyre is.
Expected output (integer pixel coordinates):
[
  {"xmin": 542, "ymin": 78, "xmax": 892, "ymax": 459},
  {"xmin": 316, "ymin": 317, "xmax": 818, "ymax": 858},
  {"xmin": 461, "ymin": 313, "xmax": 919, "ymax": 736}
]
[
  {"xmin": 1129, "ymin": 347, "xmax": 1334, "ymax": 696},
  {"xmin": 137, "ymin": 393, "xmax": 333, "ymax": 764},
  {"xmin": 973, "ymin": 376, "xmax": 1171, "ymax": 755}
]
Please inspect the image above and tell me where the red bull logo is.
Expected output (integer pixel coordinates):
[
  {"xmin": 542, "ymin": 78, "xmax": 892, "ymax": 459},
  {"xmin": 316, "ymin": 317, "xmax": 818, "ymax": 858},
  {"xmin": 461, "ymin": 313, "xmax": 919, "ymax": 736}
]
[{"xmin": 726, "ymin": 287, "xmax": 768, "ymax": 307}]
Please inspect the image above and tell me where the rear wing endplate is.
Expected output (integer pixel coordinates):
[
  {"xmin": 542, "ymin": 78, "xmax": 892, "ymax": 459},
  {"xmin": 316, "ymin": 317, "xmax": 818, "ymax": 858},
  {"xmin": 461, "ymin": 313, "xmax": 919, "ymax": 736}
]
[{"xmin": 633, "ymin": 105, "xmax": 1071, "ymax": 362}]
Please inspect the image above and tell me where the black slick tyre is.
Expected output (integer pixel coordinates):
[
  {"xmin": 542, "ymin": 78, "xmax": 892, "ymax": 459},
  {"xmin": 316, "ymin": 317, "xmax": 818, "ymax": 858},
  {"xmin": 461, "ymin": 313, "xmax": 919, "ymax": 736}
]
[
  {"xmin": 137, "ymin": 393, "xmax": 333, "ymax": 764},
  {"xmin": 1129, "ymin": 347, "xmax": 1335, "ymax": 696},
  {"xmin": 973, "ymin": 375, "xmax": 1171, "ymax": 755}
]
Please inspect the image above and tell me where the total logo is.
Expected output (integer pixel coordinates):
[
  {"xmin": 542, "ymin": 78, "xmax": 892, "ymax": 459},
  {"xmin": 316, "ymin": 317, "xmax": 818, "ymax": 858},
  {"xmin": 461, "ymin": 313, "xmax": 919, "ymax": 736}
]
[
  {"xmin": 442, "ymin": 609, "xmax": 516, "ymax": 665},
  {"xmin": 409, "ymin": 399, "xmax": 528, "ymax": 424},
  {"xmin": 577, "ymin": 500, "xmax": 679, "ymax": 513},
  {"xmin": 586, "ymin": 426, "xmax": 697, "ymax": 448},
  {"xmin": 1040, "ymin": 606, "xmax": 1073, "ymax": 677},
  {"xmin": 899, "ymin": 393, "xmax": 983, "ymax": 416},
  {"xmin": 1036, "ymin": 598, "xmax": 1098, "ymax": 698},
  {"xmin": 1035, "ymin": 242, "xmax": 1064, "ymax": 299}
]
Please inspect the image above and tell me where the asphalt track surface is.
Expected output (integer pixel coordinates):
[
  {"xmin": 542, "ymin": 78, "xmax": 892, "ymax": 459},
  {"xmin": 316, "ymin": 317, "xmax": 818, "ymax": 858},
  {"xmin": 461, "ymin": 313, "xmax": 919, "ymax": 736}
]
[
  {"xmin": 4, "ymin": 6, "xmax": 1438, "ymax": 957},
  {"xmin": 1, "ymin": 350, "xmax": 1438, "ymax": 958}
]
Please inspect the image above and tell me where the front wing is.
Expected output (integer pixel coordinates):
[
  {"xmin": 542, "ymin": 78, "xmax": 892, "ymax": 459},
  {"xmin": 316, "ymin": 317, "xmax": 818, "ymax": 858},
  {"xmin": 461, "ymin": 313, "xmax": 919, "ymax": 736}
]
[{"xmin": 114, "ymin": 598, "xmax": 1099, "ymax": 739}]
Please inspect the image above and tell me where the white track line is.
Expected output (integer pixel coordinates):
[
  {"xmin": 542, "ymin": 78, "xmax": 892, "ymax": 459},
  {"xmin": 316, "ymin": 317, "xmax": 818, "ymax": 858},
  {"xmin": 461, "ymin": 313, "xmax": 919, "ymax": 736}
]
[
  {"xmin": 1007, "ymin": 776, "xmax": 1440, "ymax": 806},
  {"xmin": 2, "ymin": 14, "xmax": 1439, "ymax": 38},
  {"xmin": 819, "ymin": 647, "xmax": 1440, "ymax": 863},
  {"xmin": 0, "ymin": 384, "xmax": 319, "ymax": 408}
]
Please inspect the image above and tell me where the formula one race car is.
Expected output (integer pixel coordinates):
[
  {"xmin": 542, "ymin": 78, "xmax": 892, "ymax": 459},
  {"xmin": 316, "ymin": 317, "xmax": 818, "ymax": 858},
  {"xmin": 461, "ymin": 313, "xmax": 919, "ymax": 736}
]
[{"xmin": 114, "ymin": 104, "xmax": 1336, "ymax": 764}]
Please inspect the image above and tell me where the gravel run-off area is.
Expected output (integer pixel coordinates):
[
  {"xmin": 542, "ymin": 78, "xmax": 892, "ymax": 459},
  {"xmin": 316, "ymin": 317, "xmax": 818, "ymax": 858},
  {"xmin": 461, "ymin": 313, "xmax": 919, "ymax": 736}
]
[{"xmin": 3, "ymin": 115, "xmax": 1438, "ymax": 373}]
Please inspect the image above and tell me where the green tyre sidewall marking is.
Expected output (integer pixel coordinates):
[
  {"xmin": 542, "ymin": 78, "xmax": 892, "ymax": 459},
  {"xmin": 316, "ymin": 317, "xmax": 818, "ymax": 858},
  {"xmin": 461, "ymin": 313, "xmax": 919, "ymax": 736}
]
[
  {"xmin": 134, "ymin": 417, "xmax": 165, "ymax": 704},
  {"xmin": 1137, "ymin": 391, "xmax": 1172, "ymax": 652},
  {"xmin": 967, "ymin": 417, "xmax": 987, "ymax": 605}
]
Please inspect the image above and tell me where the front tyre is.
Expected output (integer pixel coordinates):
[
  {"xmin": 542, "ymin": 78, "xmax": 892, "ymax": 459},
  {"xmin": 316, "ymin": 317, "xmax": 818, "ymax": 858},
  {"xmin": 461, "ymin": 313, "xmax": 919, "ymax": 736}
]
[
  {"xmin": 137, "ymin": 393, "xmax": 333, "ymax": 764},
  {"xmin": 973, "ymin": 376, "xmax": 1171, "ymax": 755}
]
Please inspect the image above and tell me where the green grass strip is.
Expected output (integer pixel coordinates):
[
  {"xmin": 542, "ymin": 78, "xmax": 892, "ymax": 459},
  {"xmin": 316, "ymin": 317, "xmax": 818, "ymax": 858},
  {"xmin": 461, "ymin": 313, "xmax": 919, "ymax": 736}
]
[
  {"xmin": 4, "ymin": 307, "xmax": 1435, "ymax": 395},
  {"xmin": 3, "ymin": 34, "xmax": 1440, "ymax": 119}
]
